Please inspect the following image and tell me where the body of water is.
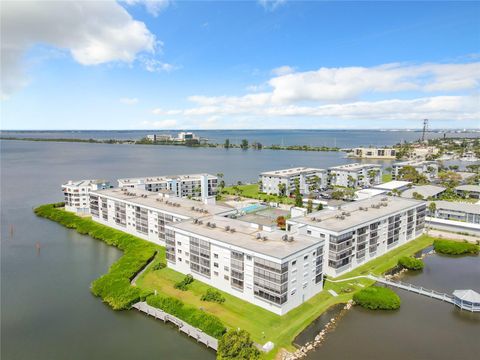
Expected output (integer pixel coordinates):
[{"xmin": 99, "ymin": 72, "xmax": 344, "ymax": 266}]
[
  {"xmin": 1, "ymin": 139, "xmax": 478, "ymax": 360},
  {"xmin": 2, "ymin": 129, "xmax": 479, "ymax": 148}
]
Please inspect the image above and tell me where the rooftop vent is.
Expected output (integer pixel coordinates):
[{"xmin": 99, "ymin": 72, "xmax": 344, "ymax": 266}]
[
  {"xmin": 230, "ymin": 228, "xmax": 236, "ymax": 233},
  {"xmin": 262, "ymin": 236, "xmax": 268, "ymax": 241},
  {"xmin": 193, "ymin": 219, "xmax": 198, "ymax": 224},
  {"xmin": 288, "ymin": 236, "xmax": 294, "ymax": 242},
  {"xmin": 256, "ymin": 233, "xmax": 262, "ymax": 240},
  {"xmin": 198, "ymin": 220, "xmax": 203, "ymax": 225},
  {"xmin": 282, "ymin": 234, "xmax": 288, "ymax": 241},
  {"xmin": 225, "ymin": 225, "xmax": 230, "ymax": 231}
]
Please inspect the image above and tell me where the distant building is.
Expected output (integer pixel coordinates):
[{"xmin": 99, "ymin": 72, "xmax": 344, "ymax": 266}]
[
  {"xmin": 354, "ymin": 188, "xmax": 387, "ymax": 201},
  {"xmin": 62, "ymin": 179, "xmax": 110, "ymax": 214},
  {"xmin": 392, "ymin": 160, "xmax": 438, "ymax": 181},
  {"xmin": 455, "ymin": 185, "xmax": 480, "ymax": 199},
  {"xmin": 456, "ymin": 172, "xmax": 477, "ymax": 184},
  {"xmin": 428, "ymin": 201, "xmax": 480, "ymax": 224},
  {"xmin": 118, "ymin": 173, "xmax": 218, "ymax": 203},
  {"xmin": 328, "ymin": 163, "xmax": 382, "ymax": 188},
  {"xmin": 177, "ymin": 132, "xmax": 196, "ymax": 141},
  {"xmin": 351, "ymin": 147, "xmax": 396, "ymax": 159},
  {"xmin": 401, "ymin": 185, "xmax": 446, "ymax": 200},
  {"xmin": 260, "ymin": 167, "xmax": 328, "ymax": 196},
  {"xmin": 287, "ymin": 196, "xmax": 426, "ymax": 276},
  {"xmin": 146, "ymin": 134, "xmax": 174, "ymax": 142}
]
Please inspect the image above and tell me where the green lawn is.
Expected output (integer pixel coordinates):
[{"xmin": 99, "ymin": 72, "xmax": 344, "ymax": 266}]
[
  {"xmin": 221, "ymin": 184, "xmax": 295, "ymax": 205},
  {"xmin": 382, "ymin": 173, "xmax": 393, "ymax": 182},
  {"xmin": 137, "ymin": 234, "xmax": 436, "ymax": 359}
]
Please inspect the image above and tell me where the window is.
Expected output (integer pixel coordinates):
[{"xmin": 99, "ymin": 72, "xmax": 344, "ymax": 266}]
[
  {"xmin": 246, "ymin": 255, "xmax": 252, "ymax": 261},
  {"xmin": 304, "ymin": 255, "xmax": 308, "ymax": 260},
  {"xmin": 178, "ymin": 249, "xmax": 182, "ymax": 254},
  {"xmin": 291, "ymin": 289, "xmax": 296, "ymax": 295},
  {"xmin": 214, "ymin": 253, "xmax": 219, "ymax": 259},
  {"xmin": 292, "ymin": 260, "xmax": 297, "ymax": 266},
  {"xmin": 224, "ymin": 266, "xmax": 229, "ymax": 272},
  {"xmin": 307, "ymin": 230, "xmax": 312, "ymax": 235},
  {"xmin": 214, "ymin": 262, "xmax": 219, "ymax": 268},
  {"xmin": 214, "ymin": 271, "xmax": 219, "ymax": 276},
  {"xmin": 303, "ymin": 282, "xmax": 308, "ymax": 289},
  {"xmin": 224, "ymin": 275, "xmax": 229, "ymax": 280}
]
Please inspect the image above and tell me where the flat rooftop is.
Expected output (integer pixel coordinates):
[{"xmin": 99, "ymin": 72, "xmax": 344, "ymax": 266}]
[
  {"xmin": 90, "ymin": 188, "xmax": 233, "ymax": 218},
  {"xmin": 374, "ymin": 180, "xmax": 412, "ymax": 191},
  {"xmin": 393, "ymin": 160, "xmax": 436, "ymax": 166},
  {"xmin": 118, "ymin": 173, "xmax": 217, "ymax": 184},
  {"xmin": 329, "ymin": 163, "xmax": 381, "ymax": 171},
  {"xmin": 401, "ymin": 185, "xmax": 446, "ymax": 199},
  {"xmin": 168, "ymin": 215, "xmax": 321, "ymax": 260},
  {"xmin": 456, "ymin": 185, "xmax": 480, "ymax": 193},
  {"xmin": 432, "ymin": 201, "xmax": 480, "ymax": 215},
  {"xmin": 289, "ymin": 195, "xmax": 423, "ymax": 233},
  {"xmin": 260, "ymin": 167, "xmax": 325, "ymax": 177},
  {"xmin": 63, "ymin": 179, "xmax": 108, "ymax": 187}
]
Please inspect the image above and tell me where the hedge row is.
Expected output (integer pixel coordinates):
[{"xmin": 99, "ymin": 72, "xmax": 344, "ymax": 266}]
[
  {"xmin": 353, "ymin": 286, "xmax": 401, "ymax": 310},
  {"xmin": 433, "ymin": 239, "xmax": 479, "ymax": 255},
  {"xmin": 146, "ymin": 294, "xmax": 226, "ymax": 338},
  {"xmin": 34, "ymin": 204, "xmax": 160, "ymax": 310},
  {"xmin": 398, "ymin": 256, "xmax": 424, "ymax": 270}
]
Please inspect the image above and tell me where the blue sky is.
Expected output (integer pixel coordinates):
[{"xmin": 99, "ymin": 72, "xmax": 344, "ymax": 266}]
[{"xmin": 1, "ymin": 0, "xmax": 479, "ymax": 130}]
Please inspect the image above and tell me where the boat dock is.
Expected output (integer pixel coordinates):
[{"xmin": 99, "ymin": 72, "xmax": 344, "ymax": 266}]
[{"xmin": 132, "ymin": 302, "xmax": 219, "ymax": 350}]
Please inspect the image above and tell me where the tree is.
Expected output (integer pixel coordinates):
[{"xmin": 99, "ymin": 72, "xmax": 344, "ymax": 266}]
[
  {"xmin": 428, "ymin": 202, "xmax": 436, "ymax": 215},
  {"xmin": 240, "ymin": 139, "xmax": 249, "ymax": 149},
  {"xmin": 307, "ymin": 199, "xmax": 313, "ymax": 213},
  {"xmin": 316, "ymin": 203, "xmax": 323, "ymax": 211},
  {"xmin": 438, "ymin": 171, "xmax": 461, "ymax": 189},
  {"xmin": 224, "ymin": 139, "xmax": 230, "ymax": 148},
  {"xmin": 219, "ymin": 180, "xmax": 225, "ymax": 189},
  {"xmin": 294, "ymin": 181, "xmax": 303, "ymax": 207},
  {"xmin": 217, "ymin": 329, "xmax": 260, "ymax": 360},
  {"xmin": 278, "ymin": 183, "xmax": 287, "ymax": 197},
  {"xmin": 347, "ymin": 175, "xmax": 356, "ymax": 187},
  {"xmin": 385, "ymin": 167, "xmax": 392, "ymax": 174},
  {"xmin": 276, "ymin": 216, "xmax": 286, "ymax": 230},
  {"xmin": 368, "ymin": 169, "xmax": 379, "ymax": 185},
  {"xmin": 398, "ymin": 166, "xmax": 428, "ymax": 184},
  {"xmin": 412, "ymin": 192, "xmax": 424, "ymax": 200}
]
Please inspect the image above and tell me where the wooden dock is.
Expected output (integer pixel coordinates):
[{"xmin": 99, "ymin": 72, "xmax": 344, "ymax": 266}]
[{"xmin": 132, "ymin": 302, "xmax": 219, "ymax": 350}]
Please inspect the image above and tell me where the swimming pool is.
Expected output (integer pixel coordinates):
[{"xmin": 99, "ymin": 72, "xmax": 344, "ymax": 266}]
[{"xmin": 241, "ymin": 203, "xmax": 267, "ymax": 213}]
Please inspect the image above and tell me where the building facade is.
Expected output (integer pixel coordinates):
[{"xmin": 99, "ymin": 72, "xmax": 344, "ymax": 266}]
[
  {"xmin": 287, "ymin": 196, "xmax": 426, "ymax": 277},
  {"xmin": 165, "ymin": 216, "xmax": 325, "ymax": 315},
  {"xmin": 260, "ymin": 167, "xmax": 327, "ymax": 196},
  {"xmin": 118, "ymin": 173, "xmax": 218, "ymax": 203},
  {"xmin": 89, "ymin": 188, "xmax": 234, "ymax": 246},
  {"xmin": 429, "ymin": 201, "xmax": 480, "ymax": 224},
  {"xmin": 328, "ymin": 163, "xmax": 382, "ymax": 188},
  {"xmin": 351, "ymin": 147, "xmax": 396, "ymax": 159},
  {"xmin": 62, "ymin": 179, "xmax": 110, "ymax": 214},
  {"xmin": 392, "ymin": 160, "xmax": 439, "ymax": 181}
]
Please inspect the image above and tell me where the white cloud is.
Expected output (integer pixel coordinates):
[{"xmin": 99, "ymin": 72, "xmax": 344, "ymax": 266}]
[
  {"xmin": 1, "ymin": 0, "xmax": 157, "ymax": 98},
  {"xmin": 258, "ymin": 0, "xmax": 287, "ymax": 11},
  {"xmin": 120, "ymin": 97, "xmax": 139, "ymax": 105},
  {"xmin": 141, "ymin": 57, "xmax": 177, "ymax": 72},
  {"xmin": 142, "ymin": 119, "xmax": 177, "ymax": 128},
  {"xmin": 271, "ymin": 65, "xmax": 295, "ymax": 76},
  {"xmin": 150, "ymin": 60, "xmax": 480, "ymax": 124},
  {"xmin": 124, "ymin": 0, "xmax": 171, "ymax": 17}
]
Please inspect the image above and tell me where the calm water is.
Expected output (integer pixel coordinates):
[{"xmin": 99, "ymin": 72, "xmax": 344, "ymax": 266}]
[
  {"xmin": 1, "ymin": 139, "xmax": 478, "ymax": 360},
  {"xmin": 2, "ymin": 129, "xmax": 479, "ymax": 147},
  {"xmin": 305, "ymin": 254, "xmax": 480, "ymax": 360}
]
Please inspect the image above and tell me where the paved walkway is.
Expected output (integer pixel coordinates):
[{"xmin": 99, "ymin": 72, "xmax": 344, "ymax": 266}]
[{"xmin": 427, "ymin": 229, "xmax": 480, "ymax": 244}]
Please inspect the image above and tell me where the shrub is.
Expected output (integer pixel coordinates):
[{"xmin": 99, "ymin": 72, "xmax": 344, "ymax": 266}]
[
  {"xmin": 201, "ymin": 289, "xmax": 226, "ymax": 303},
  {"xmin": 174, "ymin": 274, "xmax": 194, "ymax": 291},
  {"xmin": 353, "ymin": 286, "xmax": 401, "ymax": 310},
  {"xmin": 34, "ymin": 204, "xmax": 161, "ymax": 310},
  {"xmin": 152, "ymin": 262, "xmax": 166, "ymax": 271},
  {"xmin": 398, "ymin": 256, "xmax": 424, "ymax": 270},
  {"xmin": 146, "ymin": 295, "xmax": 226, "ymax": 338},
  {"xmin": 433, "ymin": 239, "xmax": 479, "ymax": 255},
  {"xmin": 217, "ymin": 329, "xmax": 260, "ymax": 360}
]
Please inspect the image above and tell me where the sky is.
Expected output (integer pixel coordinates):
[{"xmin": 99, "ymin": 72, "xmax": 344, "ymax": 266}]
[{"xmin": 1, "ymin": 0, "xmax": 479, "ymax": 130}]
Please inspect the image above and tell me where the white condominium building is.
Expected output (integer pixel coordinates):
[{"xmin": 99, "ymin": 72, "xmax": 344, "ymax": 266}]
[
  {"xmin": 117, "ymin": 173, "xmax": 218, "ymax": 203},
  {"xmin": 62, "ymin": 179, "xmax": 110, "ymax": 214},
  {"xmin": 328, "ymin": 163, "xmax": 382, "ymax": 188},
  {"xmin": 165, "ymin": 216, "xmax": 325, "ymax": 315},
  {"xmin": 352, "ymin": 147, "xmax": 396, "ymax": 159},
  {"xmin": 89, "ymin": 188, "xmax": 234, "ymax": 246},
  {"xmin": 260, "ymin": 167, "xmax": 327, "ymax": 196},
  {"xmin": 392, "ymin": 160, "xmax": 438, "ymax": 181},
  {"xmin": 287, "ymin": 196, "xmax": 426, "ymax": 277},
  {"xmin": 428, "ymin": 201, "xmax": 480, "ymax": 224}
]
